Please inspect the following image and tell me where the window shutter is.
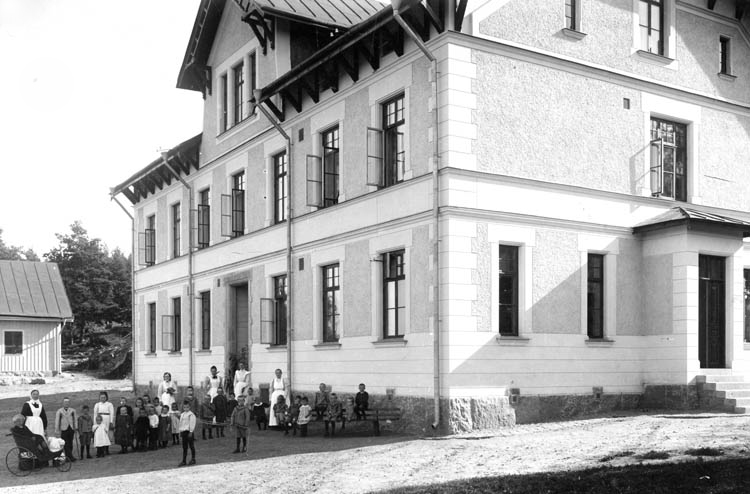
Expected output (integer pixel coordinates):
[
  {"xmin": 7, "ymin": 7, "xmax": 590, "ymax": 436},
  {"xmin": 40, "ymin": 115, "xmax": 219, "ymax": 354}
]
[
  {"xmin": 161, "ymin": 315, "xmax": 174, "ymax": 351},
  {"xmin": 190, "ymin": 209, "xmax": 199, "ymax": 251},
  {"xmin": 366, "ymin": 127, "xmax": 384, "ymax": 187},
  {"xmin": 232, "ymin": 189, "xmax": 245, "ymax": 235},
  {"xmin": 306, "ymin": 154, "xmax": 322, "ymax": 207},
  {"xmin": 137, "ymin": 232, "xmax": 147, "ymax": 266},
  {"xmin": 145, "ymin": 229, "xmax": 155, "ymax": 265},
  {"xmin": 650, "ymin": 138, "xmax": 663, "ymax": 196},
  {"xmin": 260, "ymin": 298, "xmax": 275, "ymax": 344},
  {"xmin": 220, "ymin": 194, "xmax": 232, "ymax": 237}
]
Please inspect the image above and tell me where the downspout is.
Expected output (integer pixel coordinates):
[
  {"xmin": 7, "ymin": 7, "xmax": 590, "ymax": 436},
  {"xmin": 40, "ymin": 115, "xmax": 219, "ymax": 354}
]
[
  {"xmin": 110, "ymin": 193, "xmax": 136, "ymax": 392},
  {"xmin": 161, "ymin": 153, "xmax": 195, "ymax": 388},
  {"xmin": 253, "ymin": 89, "xmax": 294, "ymax": 395},
  {"xmin": 391, "ymin": 3, "xmax": 441, "ymax": 430}
]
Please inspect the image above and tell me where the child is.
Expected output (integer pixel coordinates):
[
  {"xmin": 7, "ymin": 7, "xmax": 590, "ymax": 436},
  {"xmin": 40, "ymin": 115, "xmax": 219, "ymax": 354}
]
[
  {"xmin": 252, "ymin": 397, "xmax": 268, "ymax": 430},
  {"xmin": 184, "ymin": 386, "xmax": 201, "ymax": 439},
  {"xmin": 147, "ymin": 405, "xmax": 159, "ymax": 450},
  {"xmin": 297, "ymin": 397, "xmax": 312, "ymax": 437},
  {"xmin": 93, "ymin": 415, "xmax": 110, "ymax": 457},
  {"xmin": 226, "ymin": 392, "xmax": 238, "ymax": 420},
  {"xmin": 230, "ymin": 395, "xmax": 252, "ymax": 453},
  {"xmin": 158, "ymin": 405, "xmax": 171, "ymax": 448},
  {"xmin": 169, "ymin": 402, "xmax": 181, "ymax": 446},
  {"xmin": 114, "ymin": 401, "xmax": 132, "ymax": 454},
  {"xmin": 212, "ymin": 386, "xmax": 228, "ymax": 438},
  {"xmin": 77, "ymin": 405, "xmax": 93, "ymax": 459},
  {"xmin": 199, "ymin": 394, "xmax": 215, "ymax": 439},
  {"xmin": 288, "ymin": 395, "xmax": 301, "ymax": 436},
  {"xmin": 153, "ymin": 396, "xmax": 161, "ymax": 413},
  {"xmin": 343, "ymin": 396, "xmax": 356, "ymax": 426},
  {"xmin": 273, "ymin": 395, "xmax": 289, "ymax": 435},
  {"xmin": 355, "ymin": 383, "xmax": 369, "ymax": 419},
  {"xmin": 178, "ymin": 400, "xmax": 196, "ymax": 466},
  {"xmin": 142, "ymin": 394, "xmax": 151, "ymax": 406},
  {"xmin": 132, "ymin": 397, "xmax": 145, "ymax": 449},
  {"xmin": 134, "ymin": 408, "xmax": 150, "ymax": 452},
  {"xmin": 324, "ymin": 393, "xmax": 342, "ymax": 437}
]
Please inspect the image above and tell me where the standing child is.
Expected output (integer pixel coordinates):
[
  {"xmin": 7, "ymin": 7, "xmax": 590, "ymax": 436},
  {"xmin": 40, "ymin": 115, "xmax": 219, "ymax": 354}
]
[
  {"xmin": 297, "ymin": 397, "xmax": 312, "ymax": 437},
  {"xmin": 92, "ymin": 415, "xmax": 110, "ymax": 457},
  {"xmin": 169, "ymin": 402, "xmax": 181, "ymax": 445},
  {"xmin": 183, "ymin": 386, "xmax": 201, "ymax": 439},
  {"xmin": 114, "ymin": 402, "xmax": 132, "ymax": 454},
  {"xmin": 134, "ymin": 408, "xmax": 149, "ymax": 452},
  {"xmin": 147, "ymin": 406, "xmax": 159, "ymax": 450},
  {"xmin": 77, "ymin": 405, "xmax": 93, "ymax": 459},
  {"xmin": 226, "ymin": 392, "xmax": 238, "ymax": 421},
  {"xmin": 355, "ymin": 383, "xmax": 369, "ymax": 419},
  {"xmin": 158, "ymin": 405, "xmax": 171, "ymax": 448},
  {"xmin": 230, "ymin": 395, "xmax": 252, "ymax": 453},
  {"xmin": 178, "ymin": 400, "xmax": 196, "ymax": 466},
  {"xmin": 273, "ymin": 395, "xmax": 289, "ymax": 435},
  {"xmin": 324, "ymin": 393, "xmax": 342, "ymax": 437},
  {"xmin": 212, "ymin": 387, "xmax": 228, "ymax": 438},
  {"xmin": 252, "ymin": 397, "xmax": 268, "ymax": 430},
  {"xmin": 199, "ymin": 394, "xmax": 215, "ymax": 439}
]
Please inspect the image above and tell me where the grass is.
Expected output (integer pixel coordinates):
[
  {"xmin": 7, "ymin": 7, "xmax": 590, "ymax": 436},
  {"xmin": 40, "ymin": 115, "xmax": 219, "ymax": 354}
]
[
  {"xmin": 376, "ymin": 458, "xmax": 750, "ymax": 494},
  {"xmin": 598, "ymin": 451, "xmax": 635, "ymax": 463},
  {"xmin": 685, "ymin": 447, "xmax": 724, "ymax": 457},
  {"xmin": 636, "ymin": 450, "xmax": 670, "ymax": 460}
]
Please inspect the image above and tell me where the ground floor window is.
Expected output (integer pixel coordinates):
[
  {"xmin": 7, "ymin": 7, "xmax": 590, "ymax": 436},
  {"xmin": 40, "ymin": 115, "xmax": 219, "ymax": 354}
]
[
  {"xmin": 744, "ymin": 268, "xmax": 750, "ymax": 342},
  {"xmin": 498, "ymin": 245, "xmax": 519, "ymax": 336},
  {"xmin": 587, "ymin": 254, "xmax": 604, "ymax": 339},
  {"xmin": 4, "ymin": 331, "xmax": 22, "ymax": 354},
  {"xmin": 148, "ymin": 303, "xmax": 156, "ymax": 353},
  {"xmin": 201, "ymin": 291, "xmax": 211, "ymax": 350}
]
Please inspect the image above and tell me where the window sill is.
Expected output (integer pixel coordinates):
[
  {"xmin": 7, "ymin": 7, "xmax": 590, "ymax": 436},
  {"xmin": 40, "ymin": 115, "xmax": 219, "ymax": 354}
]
[
  {"xmin": 371, "ymin": 338, "xmax": 408, "ymax": 347},
  {"xmin": 168, "ymin": 351, "xmax": 182, "ymax": 356},
  {"xmin": 145, "ymin": 353, "xmax": 158, "ymax": 358},
  {"xmin": 266, "ymin": 345, "xmax": 287, "ymax": 352},
  {"xmin": 585, "ymin": 338, "xmax": 615, "ymax": 346},
  {"xmin": 495, "ymin": 335, "xmax": 530, "ymax": 346},
  {"xmin": 718, "ymin": 72, "xmax": 737, "ymax": 82},
  {"xmin": 634, "ymin": 50, "xmax": 675, "ymax": 68},
  {"xmin": 194, "ymin": 349, "xmax": 212, "ymax": 355},
  {"xmin": 561, "ymin": 28, "xmax": 586, "ymax": 40},
  {"xmin": 313, "ymin": 342, "xmax": 342, "ymax": 350}
]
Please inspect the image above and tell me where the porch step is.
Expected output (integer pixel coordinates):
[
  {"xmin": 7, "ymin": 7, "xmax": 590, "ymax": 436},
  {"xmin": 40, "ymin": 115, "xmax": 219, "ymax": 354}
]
[
  {"xmin": 714, "ymin": 389, "xmax": 750, "ymax": 399},
  {"xmin": 696, "ymin": 374, "xmax": 746, "ymax": 383},
  {"xmin": 702, "ymin": 381, "xmax": 750, "ymax": 391},
  {"xmin": 696, "ymin": 372, "xmax": 750, "ymax": 414}
]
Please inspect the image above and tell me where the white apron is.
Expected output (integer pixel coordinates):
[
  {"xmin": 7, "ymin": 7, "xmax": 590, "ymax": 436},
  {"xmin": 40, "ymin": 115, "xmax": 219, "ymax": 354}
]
[
  {"xmin": 268, "ymin": 377, "xmax": 286, "ymax": 427},
  {"xmin": 208, "ymin": 375, "xmax": 221, "ymax": 400},
  {"xmin": 93, "ymin": 402, "xmax": 115, "ymax": 440},
  {"xmin": 160, "ymin": 380, "xmax": 177, "ymax": 409},
  {"xmin": 25, "ymin": 400, "xmax": 45, "ymax": 437},
  {"xmin": 234, "ymin": 369, "xmax": 249, "ymax": 398}
]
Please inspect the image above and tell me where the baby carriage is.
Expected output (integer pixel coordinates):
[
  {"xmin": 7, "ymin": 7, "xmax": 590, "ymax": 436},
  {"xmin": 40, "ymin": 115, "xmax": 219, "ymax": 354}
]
[{"xmin": 5, "ymin": 430, "xmax": 72, "ymax": 477}]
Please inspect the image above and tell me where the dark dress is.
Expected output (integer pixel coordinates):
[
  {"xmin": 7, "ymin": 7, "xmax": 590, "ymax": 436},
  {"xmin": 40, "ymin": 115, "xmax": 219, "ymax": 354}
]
[
  {"xmin": 114, "ymin": 413, "xmax": 133, "ymax": 447},
  {"xmin": 134, "ymin": 416, "xmax": 149, "ymax": 448},
  {"xmin": 158, "ymin": 415, "xmax": 171, "ymax": 443},
  {"xmin": 226, "ymin": 398, "xmax": 238, "ymax": 421},
  {"xmin": 213, "ymin": 395, "xmax": 228, "ymax": 424}
]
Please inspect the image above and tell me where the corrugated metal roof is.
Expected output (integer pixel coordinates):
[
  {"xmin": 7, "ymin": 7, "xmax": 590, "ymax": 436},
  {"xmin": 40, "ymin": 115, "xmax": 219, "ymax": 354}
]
[
  {"xmin": 634, "ymin": 207, "xmax": 750, "ymax": 235},
  {"xmin": 253, "ymin": 0, "xmax": 385, "ymax": 28},
  {"xmin": 0, "ymin": 261, "xmax": 73, "ymax": 320}
]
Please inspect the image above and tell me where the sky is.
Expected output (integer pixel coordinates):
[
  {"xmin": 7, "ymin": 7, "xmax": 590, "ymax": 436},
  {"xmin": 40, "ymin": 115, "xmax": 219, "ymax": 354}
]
[{"xmin": 0, "ymin": 0, "xmax": 205, "ymax": 257}]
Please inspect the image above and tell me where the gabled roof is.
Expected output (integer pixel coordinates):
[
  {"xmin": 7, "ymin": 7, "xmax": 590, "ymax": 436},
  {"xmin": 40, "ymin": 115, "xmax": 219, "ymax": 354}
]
[
  {"xmin": 0, "ymin": 261, "xmax": 73, "ymax": 320},
  {"xmin": 633, "ymin": 207, "xmax": 750, "ymax": 237},
  {"xmin": 248, "ymin": 0, "xmax": 384, "ymax": 29}
]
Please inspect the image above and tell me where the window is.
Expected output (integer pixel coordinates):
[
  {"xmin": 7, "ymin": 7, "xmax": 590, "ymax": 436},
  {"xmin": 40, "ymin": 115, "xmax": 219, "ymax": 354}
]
[
  {"xmin": 565, "ymin": 0, "xmax": 578, "ymax": 30},
  {"xmin": 232, "ymin": 61, "xmax": 244, "ymax": 124},
  {"xmin": 220, "ymin": 74, "xmax": 228, "ymax": 132},
  {"xmin": 172, "ymin": 203, "xmax": 181, "ymax": 258},
  {"xmin": 145, "ymin": 215, "xmax": 155, "ymax": 266},
  {"xmin": 650, "ymin": 118, "xmax": 687, "ymax": 201},
  {"xmin": 744, "ymin": 268, "xmax": 750, "ymax": 343},
  {"xmin": 274, "ymin": 152, "xmax": 288, "ymax": 224},
  {"xmin": 323, "ymin": 264, "xmax": 341, "ymax": 342},
  {"xmin": 720, "ymin": 36, "xmax": 731, "ymax": 75},
  {"xmin": 323, "ymin": 127, "xmax": 340, "ymax": 207},
  {"xmin": 4, "ymin": 331, "xmax": 22, "ymax": 355},
  {"xmin": 148, "ymin": 302, "xmax": 156, "ymax": 353},
  {"xmin": 223, "ymin": 172, "xmax": 245, "ymax": 238},
  {"xmin": 639, "ymin": 0, "xmax": 664, "ymax": 55},
  {"xmin": 249, "ymin": 52, "xmax": 257, "ymax": 116},
  {"xmin": 172, "ymin": 297, "xmax": 182, "ymax": 352},
  {"xmin": 260, "ymin": 275, "xmax": 288, "ymax": 346},
  {"xmin": 382, "ymin": 250, "xmax": 406, "ymax": 338},
  {"xmin": 383, "ymin": 95, "xmax": 405, "ymax": 187},
  {"xmin": 200, "ymin": 291, "xmax": 211, "ymax": 350},
  {"xmin": 498, "ymin": 245, "xmax": 519, "ymax": 336},
  {"xmin": 198, "ymin": 188, "xmax": 210, "ymax": 249},
  {"xmin": 587, "ymin": 254, "xmax": 604, "ymax": 339}
]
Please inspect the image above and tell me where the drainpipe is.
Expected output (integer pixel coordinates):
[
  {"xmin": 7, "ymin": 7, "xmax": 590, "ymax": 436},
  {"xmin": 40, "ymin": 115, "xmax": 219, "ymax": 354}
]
[
  {"xmin": 110, "ymin": 193, "xmax": 136, "ymax": 392},
  {"xmin": 161, "ymin": 153, "xmax": 195, "ymax": 388},
  {"xmin": 253, "ymin": 89, "xmax": 294, "ymax": 395},
  {"xmin": 391, "ymin": 1, "xmax": 441, "ymax": 430}
]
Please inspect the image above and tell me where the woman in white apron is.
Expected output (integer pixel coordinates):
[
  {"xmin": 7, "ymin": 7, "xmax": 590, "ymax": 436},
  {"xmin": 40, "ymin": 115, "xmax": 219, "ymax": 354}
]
[
  {"xmin": 21, "ymin": 390, "xmax": 47, "ymax": 437},
  {"xmin": 205, "ymin": 366, "xmax": 222, "ymax": 400},
  {"xmin": 268, "ymin": 368, "xmax": 287, "ymax": 427},
  {"xmin": 93, "ymin": 392, "xmax": 114, "ymax": 455},
  {"xmin": 233, "ymin": 362, "xmax": 250, "ymax": 398},
  {"xmin": 157, "ymin": 372, "xmax": 177, "ymax": 409}
]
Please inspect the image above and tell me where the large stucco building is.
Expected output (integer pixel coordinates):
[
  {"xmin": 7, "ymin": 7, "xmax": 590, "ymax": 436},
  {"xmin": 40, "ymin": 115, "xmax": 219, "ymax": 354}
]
[{"xmin": 113, "ymin": 0, "xmax": 750, "ymax": 432}]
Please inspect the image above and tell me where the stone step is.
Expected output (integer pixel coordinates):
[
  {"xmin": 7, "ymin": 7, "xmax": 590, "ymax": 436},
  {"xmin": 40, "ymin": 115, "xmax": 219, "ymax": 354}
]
[
  {"xmin": 703, "ymin": 382, "xmax": 750, "ymax": 391},
  {"xmin": 715, "ymin": 389, "xmax": 750, "ymax": 399},
  {"xmin": 726, "ymin": 397, "xmax": 750, "ymax": 407},
  {"xmin": 696, "ymin": 374, "xmax": 747, "ymax": 383},
  {"xmin": 734, "ymin": 407, "xmax": 750, "ymax": 414}
]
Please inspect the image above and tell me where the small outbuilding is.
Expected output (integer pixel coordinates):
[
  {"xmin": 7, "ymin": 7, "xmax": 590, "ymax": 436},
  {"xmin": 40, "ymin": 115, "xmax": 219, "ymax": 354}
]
[{"xmin": 0, "ymin": 261, "xmax": 73, "ymax": 374}]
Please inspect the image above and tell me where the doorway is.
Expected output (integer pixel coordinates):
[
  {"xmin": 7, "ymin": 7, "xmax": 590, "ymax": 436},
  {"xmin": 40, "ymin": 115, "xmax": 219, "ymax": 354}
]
[
  {"xmin": 698, "ymin": 255, "xmax": 725, "ymax": 368},
  {"xmin": 228, "ymin": 283, "xmax": 249, "ymax": 379}
]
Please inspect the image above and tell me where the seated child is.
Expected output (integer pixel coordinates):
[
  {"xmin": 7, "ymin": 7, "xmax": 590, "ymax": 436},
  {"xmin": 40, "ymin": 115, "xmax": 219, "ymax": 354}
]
[
  {"xmin": 288, "ymin": 396, "xmax": 301, "ymax": 436},
  {"xmin": 297, "ymin": 397, "xmax": 312, "ymax": 437},
  {"xmin": 251, "ymin": 397, "xmax": 268, "ymax": 430},
  {"xmin": 324, "ymin": 393, "xmax": 342, "ymax": 437},
  {"xmin": 272, "ymin": 395, "xmax": 289, "ymax": 435},
  {"xmin": 355, "ymin": 383, "xmax": 369, "ymax": 419},
  {"xmin": 344, "ymin": 396, "xmax": 356, "ymax": 423}
]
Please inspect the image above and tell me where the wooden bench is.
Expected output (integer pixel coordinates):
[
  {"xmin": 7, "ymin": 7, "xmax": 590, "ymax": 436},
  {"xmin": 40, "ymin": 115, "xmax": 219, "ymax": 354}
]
[{"xmin": 359, "ymin": 408, "xmax": 402, "ymax": 436}]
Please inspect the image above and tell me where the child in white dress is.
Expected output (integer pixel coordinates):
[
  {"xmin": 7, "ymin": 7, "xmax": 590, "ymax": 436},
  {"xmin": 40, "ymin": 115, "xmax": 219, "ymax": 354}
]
[{"xmin": 92, "ymin": 415, "xmax": 111, "ymax": 458}]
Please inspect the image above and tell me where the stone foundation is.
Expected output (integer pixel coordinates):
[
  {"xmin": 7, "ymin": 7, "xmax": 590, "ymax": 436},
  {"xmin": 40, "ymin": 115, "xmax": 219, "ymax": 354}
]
[
  {"xmin": 513, "ymin": 393, "xmax": 642, "ymax": 424},
  {"xmin": 641, "ymin": 384, "xmax": 730, "ymax": 412}
]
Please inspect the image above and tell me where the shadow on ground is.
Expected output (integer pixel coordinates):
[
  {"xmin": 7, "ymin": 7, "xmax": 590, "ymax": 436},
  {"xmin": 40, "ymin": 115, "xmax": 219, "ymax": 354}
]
[{"xmin": 371, "ymin": 457, "xmax": 750, "ymax": 494}]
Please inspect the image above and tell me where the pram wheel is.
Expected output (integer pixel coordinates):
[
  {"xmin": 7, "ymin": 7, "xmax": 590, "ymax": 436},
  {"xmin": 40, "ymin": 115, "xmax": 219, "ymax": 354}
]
[{"xmin": 6, "ymin": 447, "xmax": 34, "ymax": 477}]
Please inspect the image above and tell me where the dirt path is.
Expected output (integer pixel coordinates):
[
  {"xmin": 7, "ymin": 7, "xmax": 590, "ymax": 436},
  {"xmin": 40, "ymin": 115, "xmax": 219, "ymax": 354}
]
[{"xmin": 1, "ymin": 411, "xmax": 748, "ymax": 493}]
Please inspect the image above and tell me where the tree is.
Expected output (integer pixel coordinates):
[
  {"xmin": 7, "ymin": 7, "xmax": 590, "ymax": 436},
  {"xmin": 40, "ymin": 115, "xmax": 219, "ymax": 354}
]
[
  {"xmin": 44, "ymin": 222, "xmax": 131, "ymax": 341},
  {"xmin": 0, "ymin": 229, "xmax": 39, "ymax": 261}
]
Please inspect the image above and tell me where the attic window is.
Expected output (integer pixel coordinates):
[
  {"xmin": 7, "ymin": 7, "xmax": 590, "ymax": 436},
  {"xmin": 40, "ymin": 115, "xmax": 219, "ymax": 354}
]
[{"xmin": 4, "ymin": 331, "xmax": 22, "ymax": 355}]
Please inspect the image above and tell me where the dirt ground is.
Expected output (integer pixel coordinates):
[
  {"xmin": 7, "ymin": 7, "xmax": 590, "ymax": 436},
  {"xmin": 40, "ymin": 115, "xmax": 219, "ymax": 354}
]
[
  {"xmin": 0, "ymin": 373, "xmax": 132, "ymax": 400},
  {"xmin": 0, "ymin": 407, "xmax": 748, "ymax": 494}
]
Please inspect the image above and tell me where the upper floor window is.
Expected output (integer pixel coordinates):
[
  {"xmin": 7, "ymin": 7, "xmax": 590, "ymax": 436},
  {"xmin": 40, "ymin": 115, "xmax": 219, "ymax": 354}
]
[
  {"xmin": 172, "ymin": 202, "xmax": 181, "ymax": 259},
  {"xmin": 219, "ymin": 51, "xmax": 257, "ymax": 134},
  {"xmin": 172, "ymin": 297, "xmax": 182, "ymax": 352},
  {"xmin": 143, "ymin": 214, "xmax": 156, "ymax": 267},
  {"xmin": 650, "ymin": 118, "xmax": 687, "ymax": 202},
  {"xmin": 148, "ymin": 302, "xmax": 157, "ymax": 353},
  {"xmin": 232, "ymin": 172, "xmax": 245, "ymax": 237},
  {"xmin": 719, "ymin": 36, "xmax": 732, "ymax": 75},
  {"xmin": 4, "ymin": 331, "xmax": 22, "ymax": 355},
  {"xmin": 305, "ymin": 126, "xmax": 340, "ymax": 209},
  {"xmin": 639, "ymin": 0, "xmax": 664, "ymax": 55},
  {"xmin": 220, "ymin": 74, "xmax": 228, "ymax": 133},
  {"xmin": 249, "ymin": 52, "xmax": 257, "ymax": 116},
  {"xmin": 233, "ymin": 61, "xmax": 244, "ymax": 124},
  {"xmin": 498, "ymin": 245, "xmax": 519, "ymax": 336},
  {"xmin": 274, "ymin": 152, "xmax": 288, "ymax": 224},
  {"xmin": 744, "ymin": 268, "xmax": 749, "ymax": 343},
  {"xmin": 367, "ymin": 94, "xmax": 405, "ymax": 189},
  {"xmin": 323, "ymin": 264, "xmax": 341, "ymax": 343},
  {"xmin": 565, "ymin": 0, "xmax": 579, "ymax": 31},
  {"xmin": 587, "ymin": 254, "xmax": 604, "ymax": 339},
  {"xmin": 382, "ymin": 250, "xmax": 406, "ymax": 338},
  {"xmin": 198, "ymin": 188, "xmax": 210, "ymax": 249}
]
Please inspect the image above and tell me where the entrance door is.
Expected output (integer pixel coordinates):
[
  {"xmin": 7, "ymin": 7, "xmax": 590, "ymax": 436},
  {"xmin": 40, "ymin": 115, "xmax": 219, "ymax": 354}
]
[
  {"xmin": 228, "ymin": 283, "xmax": 249, "ymax": 387},
  {"xmin": 698, "ymin": 255, "xmax": 725, "ymax": 368}
]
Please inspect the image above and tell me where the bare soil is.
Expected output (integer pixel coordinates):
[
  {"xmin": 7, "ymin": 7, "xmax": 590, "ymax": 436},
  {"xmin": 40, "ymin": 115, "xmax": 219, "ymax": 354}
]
[{"xmin": 0, "ymin": 395, "xmax": 748, "ymax": 494}]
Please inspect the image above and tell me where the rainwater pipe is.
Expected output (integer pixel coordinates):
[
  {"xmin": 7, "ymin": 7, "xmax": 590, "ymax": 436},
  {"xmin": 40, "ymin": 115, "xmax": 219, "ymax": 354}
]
[
  {"xmin": 161, "ymin": 152, "xmax": 195, "ymax": 388},
  {"xmin": 109, "ymin": 193, "xmax": 136, "ymax": 392},
  {"xmin": 391, "ymin": 0, "xmax": 441, "ymax": 430},
  {"xmin": 252, "ymin": 89, "xmax": 294, "ymax": 395}
]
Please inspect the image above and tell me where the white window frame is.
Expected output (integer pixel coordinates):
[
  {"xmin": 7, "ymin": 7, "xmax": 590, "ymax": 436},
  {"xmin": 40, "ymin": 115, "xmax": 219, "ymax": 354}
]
[
  {"xmin": 311, "ymin": 246, "xmax": 346, "ymax": 344},
  {"xmin": 579, "ymin": 235, "xmax": 619, "ymax": 340},
  {"xmin": 216, "ymin": 42, "xmax": 260, "ymax": 140},
  {"xmin": 632, "ymin": 0, "xmax": 677, "ymax": 67},
  {"xmin": 370, "ymin": 230, "xmax": 412, "ymax": 341}
]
